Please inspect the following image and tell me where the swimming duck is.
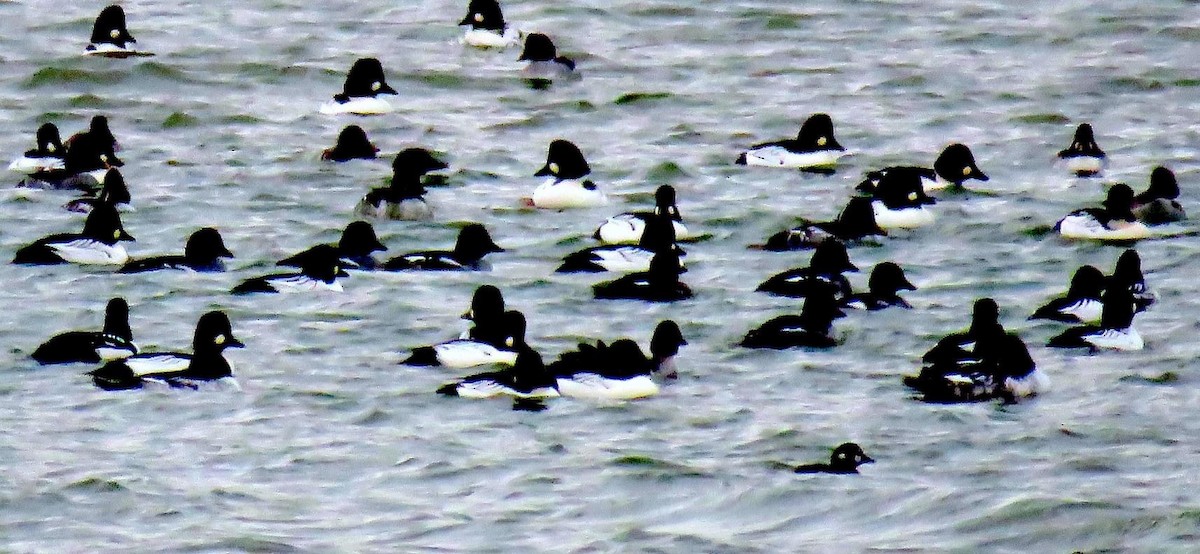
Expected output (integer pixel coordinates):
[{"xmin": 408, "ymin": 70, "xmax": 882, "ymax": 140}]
[
  {"xmin": 1108, "ymin": 249, "xmax": 1154, "ymax": 311},
  {"xmin": 1056, "ymin": 184, "xmax": 1149, "ymax": 241},
  {"xmin": 119, "ymin": 227, "xmax": 233, "ymax": 273},
  {"xmin": 550, "ymin": 320, "xmax": 687, "ymax": 399},
  {"xmin": 1048, "ymin": 287, "xmax": 1143, "ymax": 351},
  {"xmin": 356, "ymin": 148, "xmax": 448, "ymax": 220},
  {"xmin": 736, "ymin": 113, "xmax": 846, "ymax": 171},
  {"xmin": 593, "ymin": 185, "xmax": 692, "ymax": 244},
  {"xmin": 1057, "ymin": 123, "xmax": 1106, "ymax": 177},
  {"xmin": 319, "ymin": 58, "xmax": 398, "ymax": 115},
  {"xmin": 13, "ymin": 202, "xmax": 133, "ymax": 265},
  {"xmin": 382, "ymin": 224, "xmax": 503, "ymax": 271},
  {"xmin": 436, "ymin": 345, "xmax": 560, "ymax": 399},
  {"xmin": 741, "ymin": 283, "xmax": 845, "ymax": 349},
  {"xmin": 1132, "ymin": 166, "xmax": 1185, "ymax": 224},
  {"xmin": 905, "ymin": 321, "xmax": 1046, "ymax": 403},
  {"xmin": 857, "ymin": 144, "xmax": 988, "ymax": 193},
  {"xmin": 528, "ymin": 139, "xmax": 606, "ymax": 209},
  {"xmin": 63, "ymin": 168, "xmax": 131, "ymax": 214},
  {"xmin": 755, "ymin": 239, "xmax": 857, "ymax": 300},
  {"xmin": 518, "ymin": 33, "xmax": 576, "ymax": 83},
  {"xmin": 8, "ymin": 123, "xmax": 65, "ymax": 174},
  {"xmin": 793, "ymin": 443, "xmax": 874, "ymax": 474},
  {"xmin": 322, "ymin": 125, "xmax": 379, "ymax": 161},
  {"xmin": 458, "ymin": 0, "xmax": 522, "ymax": 48},
  {"xmin": 592, "ymin": 250, "xmax": 692, "ymax": 302},
  {"xmin": 88, "ymin": 311, "xmax": 243, "ymax": 391},
  {"xmin": 31, "ymin": 297, "xmax": 137, "ymax": 364},
  {"xmin": 405, "ymin": 309, "xmax": 525, "ymax": 369},
  {"xmin": 84, "ymin": 5, "xmax": 153, "ymax": 57},
  {"xmin": 841, "ymin": 262, "xmax": 916, "ymax": 310},
  {"xmin": 762, "ymin": 196, "xmax": 885, "ymax": 251},
  {"xmin": 279, "ymin": 221, "xmax": 386, "ymax": 271},
  {"xmin": 1029, "ymin": 265, "xmax": 1105, "ymax": 323},
  {"xmin": 232, "ymin": 244, "xmax": 348, "ymax": 294}
]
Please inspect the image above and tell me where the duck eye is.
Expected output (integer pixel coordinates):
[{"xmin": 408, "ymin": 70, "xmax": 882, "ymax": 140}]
[
  {"xmin": 817, "ymin": 136, "xmax": 827, "ymax": 147},
  {"xmin": 112, "ymin": 230, "xmax": 121, "ymax": 239},
  {"xmin": 333, "ymin": 266, "xmax": 340, "ymax": 274},
  {"xmin": 46, "ymin": 144, "xmax": 56, "ymax": 153},
  {"xmin": 548, "ymin": 162, "xmax": 560, "ymax": 175},
  {"xmin": 505, "ymin": 336, "xmax": 514, "ymax": 347},
  {"xmin": 473, "ymin": 13, "xmax": 483, "ymax": 22},
  {"xmin": 214, "ymin": 335, "xmax": 226, "ymax": 345},
  {"xmin": 100, "ymin": 154, "xmax": 108, "ymax": 162},
  {"xmin": 907, "ymin": 192, "xmax": 918, "ymax": 201},
  {"xmin": 371, "ymin": 81, "xmax": 381, "ymax": 92},
  {"xmin": 109, "ymin": 29, "xmax": 120, "ymax": 39},
  {"xmin": 962, "ymin": 166, "xmax": 971, "ymax": 176}
]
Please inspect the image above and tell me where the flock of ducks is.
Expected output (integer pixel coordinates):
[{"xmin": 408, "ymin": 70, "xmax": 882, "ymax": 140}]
[{"xmin": 8, "ymin": 2, "xmax": 1189, "ymax": 473}]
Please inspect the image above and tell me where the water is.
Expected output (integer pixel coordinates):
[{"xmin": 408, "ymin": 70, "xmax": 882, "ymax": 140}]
[{"xmin": 1, "ymin": 1, "xmax": 1199, "ymax": 551}]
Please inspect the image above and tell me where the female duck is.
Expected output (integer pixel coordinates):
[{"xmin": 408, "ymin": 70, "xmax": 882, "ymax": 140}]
[
  {"xmin": 756, "ymin": 239, "xmax": 857, "ymax": 300},
  {"xmin": 741, "ymin": 284, "xmax": 845, "ymax": 349},
  {"xmin": 841, "ymin": 262, "xmax": 917, "ymax": 310},
  {"xmin": 119, "ymin": 227, "xmax": 233, "ymax": 273},
  {"xmin": 322, "ymin": 125, "xmax": 379, "ymax": 161},
  {"xmin": 593, "ymin": 250, "xmax": 692, "ymax": 302},
  {"xmin": 1132, "ymin": 167, "xmax": 1185, "ymax": 224},
  {"xmin": 278, "ymin": 221, "xmax": 386, "ymax": 271}
]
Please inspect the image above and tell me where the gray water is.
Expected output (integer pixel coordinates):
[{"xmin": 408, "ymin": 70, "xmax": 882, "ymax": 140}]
[{"xmin": 1, "ymin": 1, "xmax": 1199, "ymax": 551}]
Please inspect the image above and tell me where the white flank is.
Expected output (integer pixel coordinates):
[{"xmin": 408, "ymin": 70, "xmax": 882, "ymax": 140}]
[
  {"xmin": 48, "ymin": 240, "xmax": 128, "ymax": 265},
  {"xmin": 8, "ymin": 156, "xmax": 64, "ymax": 174},
  {"xmin": 433, "ymin": 340, "xmax": 518, "ymax": 369},
  {"xmin": 1085, "ymin": 328, "xmax": 1144, "ymax": 351},
  {"xmin": 556, "ymin": 373, "xmax": 659, "ymax": 400},
  {"xmin": 1005, "ymin": 369, "xmax": 1050, "ymax": 398},
  {"xmin": 269, "ymin": 275, "xmax": 344, "ymax": 293},
  {"xmin": 462, "ymin": 28, "xmax": 521, "ymax": 48},
  {"xmin": 319, "ymin": 97, "xmax": 394, "ymax": 116},
  {"xmin": 595, "ymin": 215, "xmax": 692, "ymax": 244},
  {"xmin": 1060, "ymin": 299, "xmax": 1103, "ymax": 324},
  {"xmin": 1058, "ymin": 214, "xmax": 1150, "ymax": 241},
  {"xmin": 741, "ymin": 146, "xmax": 842, "ymax": 169},
  {"xmin": 872, "ymin": 202, "xmax": 934, "ymax": 229},
  {"xmin": 1065, "ymin": 156, "xmax": 1105, "ymax": 175},
  {"xmin": 531, "ymin": 178, "xmax": 608, "ymax": 209},
  {"xmin": 125, "ymin": 354, "xmax": 191, "ymax": 376}
]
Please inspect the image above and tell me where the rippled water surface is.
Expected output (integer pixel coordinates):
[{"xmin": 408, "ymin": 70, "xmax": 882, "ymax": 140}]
[{"xmin": 2, "ymin": 1, "xmax": 1199, "ymax": 551}]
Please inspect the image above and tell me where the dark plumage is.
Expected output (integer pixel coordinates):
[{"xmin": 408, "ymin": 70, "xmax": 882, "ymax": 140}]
[
  {"xmin": 322, "ymin": 125, "xmax": 378, "ymax": 161},
  {"xmin": 1029, "ymin": 265, "xmax": 1105, "ymax": 323},
  {"xmin": 763, "ymin": 197, "xmax": 885, "ymax": 251},
  {"xmin": 841, "ymin": 262, "xmax": 916, "ymax": 310},
  {"xmin": 593, "ymin": 250, "xmax": 692, "ymax": 302},
  {"xmin": 793, "ymin": 443, "xmax": 874, "ymax": 474},
  {"xmin": 119, "ymin": 227, "xmax": 233, "ymax": 273},
  {"xmin": 334, "ymin": 58, "xmax": 398, "ymax": 103},
  {"xmin": 755, "ymin": 240, "xmax": 857, "ymax": 299},
  {"xmin": 279, "ymin": 221, "xmax": 386, "ymax": 271},
  {"xmin": 741, "ymin": 284, "xmax": 845, "ymax": 349},
  {"xmin": 382, "ymin": 224, "xmax": 503, "ymax": 271},
  {"xmin": 32, "ymin": 298, "xmax": 136, "ymax": 364},
  {"xmin": 89, "ymin": 311, "xmax": 243, "ymax": 391}
]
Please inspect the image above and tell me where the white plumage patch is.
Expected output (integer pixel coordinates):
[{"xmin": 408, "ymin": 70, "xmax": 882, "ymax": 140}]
[
  {"xmin": 1085, "ymin": 327, "xmax": 1144, "ymax": 351},
  {"xmin": 319, "ymin": 97, "xmax": 394, "ymax": 115},
  {"xmin": 462, "ymin": 27, "xmax": 521, "ymax": 48},
  {"xmin": 1004, "ymin": 369, "xmax": 1050, "ymax": 398},
  {"xmin": 84, "ymin": 43, "xmax": 153, "ymax": 58},
  {"xmin": 1060, "ymin": 299, "xmax": 1103, "ymax": 323},
  {"xmin": 557, "ymin": 373, "xmax": 660, "ymax": 400},
  {"xmin": 1057, "ymin": 214, "xmax": 1150, "ymax": 241},
  {"xmin": 1065, "ymin": 156, "xmax": 1105, "ymax": 175},
  {"xmin": 125, "ymin": 354, "xmax": 191, "ymax": 376},
  {"xmin": 588, "ymin": 247, "xmax": 660, "ymax": 273},
  {"xmin": 741, "ymin": 146, "xmax": 842, "ymax": 169},
  {"xmin": 7, "ymin": 156, "xmax": 64, "ymax": 174},
  {"xmin": 872, "ymin": 201, "xmax": 934, "ymax": 230},
  {"xmin": 48, "ymin": 240, "xmax": 128, "ymax": 265},
  {"xmin": 531, "ymin": 178, "xmax": 608, "ymax": 209},
  {"xmin": 432, "ymin": 340, "xmax": 518, "ymax": 369},
  {"xmin": 595, "ymin": 215, "xmax": 691, "ymax": 245},
  {"xmin": 268, "ymin": 275, "xmax": 343, "ymax": 293}
]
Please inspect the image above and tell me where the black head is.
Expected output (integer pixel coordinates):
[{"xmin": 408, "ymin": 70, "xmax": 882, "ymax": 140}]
[
  {"xmin": 192, "ymin": 311, "xmax": 244, "ymax": 352},
  {"xmin": 933, "ymin": 143, "xmax": 988, "ymax": 184},
  {"xmin": 299, "ymin": 244, "xmax": 350, "ymax": 282},
  {"xmin": 64, "ymin": 132, "xmax": 121, "ymax": 173},
  {"xmin": 1066, "ymin": 265, "xmax": 1105, "ymax": 299},
  {"xmin": 459, "ymin": 0, "xmax": 506, "ymax": 30},
  {"xmin": 829, "ymin": 442, "xmax": 874, "ymax": 472},
  {"xmin": 90, "ymin": 116, "xmax": 115, "ymax": 142},
  {"xmin": 1099, "ymin": 286, "xmax": 1136, "ymax": 330},
  {"xmin": 103, "ymin": 297, "xmax": 132, "ymax": 339},
  {"xmin": 1112, "ymin": 249, "xmax": 1144, "ymax": 285},
  {"xmin": 1144, "ymin": 167, "xmax": 1180, "ymax": 200},
  {"xmin": 869, "ymin": 262, "xmax": 916, "ymax": 295},
  {"xmin": 970, "ymin": 297, "xmax": 1000, "ymax": 333},
  {"xmin": 835, "ymin": 196, "xmax": 886, "ymax": 238},
  {"xmin": 393, "ymin": 147, "xmax": 448, "ymax": 177},
  {"xmin": 653, "ymin": 185, "xmax": 682, "ymax": 220},
  {"xmin": 82, "ymin": 203, "xmax": 134, "ymax": 244},
  {"xmin": 339, "ymin": 221, "xmax": 387, "ymax": 256},
  {"xmin": 340, "ymin": 58, "xmax": 397, "ymax": 99},
  {"xmin": 874, "ymin": 170, "xmax": 934, "ymax": 209},
  {"xmin": 34, "ymin": 123, "xmax": 64, "ymax": 156},
  {"xmin": 810, "ymin": 239, "xmax": 857, "ymax": 274},
  {"xmin": 1073, "ymin": 123, "xmax": 1096, "ymax": 144},
  {"xmin": 511, "ymin": 345, "xmax": 557, "ymax": 393},
  {"xmin": 501, "ymin": 310, "xmax": 528, "ymax": 349},
  {"xmin": 325, "ymin": 125, "xmax": 378, "ymax": 161},
  {"xmin": 464, "ymin": 285, "xmax": 505, "ymax": 321},
  {"xmin": 453, "ymin": 224, "xmax": 504, "ymax": 262},
  {"xmin": 519, "ymin": 33, "xmax": 558, "ymax": 62},
  {"xmin": 535, "ymin": 139, "xmax": 590, "ymax": 179},
  {"xmin": 90, "ymin": 5, "xmax": 136, "ymax": 47},
  {"xmin": 796, "ymin": 113, "xmax": 844, "ymax": 151},
  {"xmin": 96, "ymin": 169, "xmax": 131, "ymax": 205},
  {"xmin": 1103, "ymin": 184, "xmax": 1136, "ymax": 219},
  {"xmin": 649, "ymin": 320, "xmax": 687, "ymax": 359},
  {"xmin": 801, "ymin": 283, "xmax": 848, "ymax": 328},
  {"xmin": 185, "ymin": 227, "xmax": 233, "ymax": 262}
]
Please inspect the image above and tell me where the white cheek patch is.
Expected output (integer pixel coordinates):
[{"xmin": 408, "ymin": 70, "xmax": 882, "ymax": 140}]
[
  {"xmin": 100, "ymin": 154, "xmax": 108, "ymax": 163},
  {"xmin": 817, "ymin": 136, "xmax": 827, "ymax": 147},
  {"xmin": 548, "ymin": 162, "xmax": 559, "ymax": 174},
  {"xmin": 110, "ymin": 29, "xmax": 120, "ymax": 39},
  {"xmin": 371, "ymin": 81, "xmax": 381, "ymax": 92},
  {"xmin": 474, "ymin": 13, "xmax": 483, "ymax": 22}
]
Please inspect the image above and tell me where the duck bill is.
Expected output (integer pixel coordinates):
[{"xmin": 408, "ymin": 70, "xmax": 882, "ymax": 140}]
[
  {"xmin": 900, "ymin": 279, "xmax": 917, "ymax": 291},
  {"xmin": 379, "ymin": 83, "xmax": 398, "ymax": 95},
  {"xmin": 827, "ymin": 137, "xmax": 845, "ymax": 151},
  {"xmin": 971, "ymin": 167, "xmax": 989, "ymax": 181},
  {"xmin": 458, "ymin": 14, "xmax": 473, "ymax": 26},
  {"xmin": 533, "ymin": 164, "xmax": 553, "ymax": 177},
  {"xmin": 860, "ymin": 455, "xmax": 875, "ymax": 464},
  {"xmin": 226, "ymin": 336, "xmax": 245, "ymax": 348},
  {"xmin": 119, "ymin": 230, "xmax": 135, "ymax": 242}
]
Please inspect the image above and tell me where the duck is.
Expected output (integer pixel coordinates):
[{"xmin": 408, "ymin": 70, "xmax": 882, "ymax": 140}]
[
  {"xmin": 549, "ymin": 320, "xmax": 687, "ymax": 399},
  {"xmin": 88, "ymin": 311, "xmax": 243, "ymax": 391},
  {"xmin": 319, "ymin": 58, "xmax": 398, "ymax": 115},
  {"xmin": 1029, "ymin": 265, "xmax": 1105, "ymax": 323},
  {"xmin": 1056, "ymin": 183, "xmax": 1150, "ymax": 241},
  {"xmin": 755, "ymin": 239, "xmax": 857, "ymax": 300},
  {"xmin": 593, "ymin": 250, "xmax": 692, "ymax": 302},
  {"xmin": 762, "ymin": 196, "xmax": 885, "ymax": 251},
  {"xmin": 1048, "ymin": 287, "xmax": 1143, "ymax": 351},
  {"xmin": 1132, "ymin": 166, "xmax": 1185, "ymax": 224},
  {"xmin": 841, "ymin": 262, "xmax": 916, "ymax": 310},
  {"xmin": 119, "ymin": 227, "xmax": 233, "ymax": 273},
  {"xmin": 322, "ymin": 125, "xmax": 379, "ymax": 161},
  {"xmin": 1057, "ymin": 123, "xmax": 1106, "ymax": 177},
  {"xmin": 63, "ymin": 168, "xmax": 131, "ymax": 213},
  {"xmin": 857, "ymin": 144, "xmax": 989, "ymax": 193},
  {"xmin": 735, "ymin": 113, "xmax": 846, "ymax": 170},
  {"xmin": 741, "ymin": 283, "xmax": 845, "ymax": 349},
  {"xmin": 356, "ymin": 148, "xmax": 448, "ymax": 220},
  {"xmin": 21, "ymin": 128, "xmax": 122, "ymax": 191},
  {"xmin": 459, "ymin": 0, "xmax": 522, "ymax": 48},
  {"xmin": 557, "ymin": 211, "xmax": 681, "ymax": 273},
  {"xmin": 382, "ymin": 223, "xmax": 503, "ymax": 271},
  {"xmin": 31, "ymin": 297, "xmax": 138, "ymax": 364},
  {"xmin": 793, "ymin": 443, "xmax": 874, "ymax": 474},
  {"xmin": 905, "ymin": 322, "xmax": 1047, "ymax": 403},
  {"xmin": 867, "ymin": 170, "xmax": 937, "ymax": 230},
  {"xmin": 460, "ymin": 284, "xmax": 507, "ymax": 344},
  {"xmin": 518, "ymin": 33, "xmax": 576, "ymax": 82},
  {"xmin": 12, "ymin": 202, "xmax": 133, "ymax": 265},
  {"xmin": 436, "ymin": 345, "xmax": 560, "ymax": 399},
  {"xmin": 232, "ymin": 244, "xmax": 348, "ymax": 294},
  {"xmin": 405, "ymin": 310, "xmax": 525, "ymax": 369},
  {"xmin": 84, "ymin": 5, "xmax": 153, "ymax": 57},
  {"xmin": 920, "ymin": 298, "xmax": 1001, "ymax": 371},
  {"xmin": 279, "ymin": 221, "xmax": 386, "ymax": 272},
  {"xmin": 8, "ymin": 123, "xmax": 65, "ymax": 174},
  {"xmin": 528, "ymin": 139, "xmax": 606, "ymax": 209},
  {"xmin": 1108, "ymin": 249, "xmax": 1154, "ymax": 311},
  {"xmin": 593, "ymin": 185, "xmax": 692, "ymax": 244},
  {"xmin": 69, "ymin": 115, "xmax": 120, "ymax": 153}
]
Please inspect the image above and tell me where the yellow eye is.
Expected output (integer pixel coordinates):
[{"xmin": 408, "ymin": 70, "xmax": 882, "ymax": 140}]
[
  {"xmin": 907, "ymin": 192, "xmax": 918, "ymax": 201},
  {"xmin": 112, "ymin": 230, "xmax": 121, "ymax": 239},
  {"xmin": 109, "ymin": 29, "xmax": 120, "ymax": 39},
  {"xmin": 817, "ymin": 136, "xmax": 827, "ymax": 147},
  {"xmin": 962, "ymin": 166, "xmax": 971, "ymax": 176},
  {"xmin": 100, "ymin": 154, "xmax": 108, "ymax": 162},
  {"xmin": 505, "ymin": 337, "xmax": 514, "ymax": 347},
  {"xmin": 214, "ymin": 335, "xmax": 226, "ymax": 345},
  {"xmin": 473, "ymin": 13, "xmax": 483, "ymax": 22},
  {"xmin": 46, "ymin": 145, "xmax": 56, "ymax": 153},
  {"xmin": 371, "ymin": 81, "xmax": 381, "ymax": 92},
  {"xmin": 333, "ymin": 266, "xmax": 340, "ymax": 274},
  {"xmin": 548, "ymin": 162, "xmax": 559, "ymax": 174}
]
